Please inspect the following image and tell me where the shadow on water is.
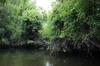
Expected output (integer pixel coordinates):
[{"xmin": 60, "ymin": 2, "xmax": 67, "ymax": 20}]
[{"xmin": 0, "ymin": 49, "xmax": 100, "ymax": 66}]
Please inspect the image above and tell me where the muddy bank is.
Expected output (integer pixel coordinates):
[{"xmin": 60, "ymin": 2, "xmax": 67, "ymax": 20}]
[{"xmin": 0, "ymin": 37, "xmax": 100, "ymax": 57}]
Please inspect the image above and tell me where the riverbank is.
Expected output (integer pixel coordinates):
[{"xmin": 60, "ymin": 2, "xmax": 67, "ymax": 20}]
[
  {"xmin": 0, "ymin": 37, "xmax": 100, "ymax": 58},
  {"xmin": 0, "ymin": 43, "xmax": 100, "ymax": 58}
]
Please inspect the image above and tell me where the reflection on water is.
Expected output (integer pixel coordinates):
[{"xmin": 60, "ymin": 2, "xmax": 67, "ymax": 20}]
[
  {"xmin": 45, "ymin": 61, "xmax": 53, "ymax": 66},
  {"xmin": 0, "ymin": 50, "xmax": 100, "ymax": 66}
]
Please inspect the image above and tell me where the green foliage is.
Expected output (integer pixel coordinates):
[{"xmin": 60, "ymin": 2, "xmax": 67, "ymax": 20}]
[
  {"xmin": 39, "ymin": 12, "xmax": 54, "ymax": 40},
  {"xmin": 50, "ymin": 0, "xmax": 100, "ymax": 44},
  {"xmin": 0, "ymin": 0, "xmax": 42, "ymax": 44},
  {"xmin": 0, "ymin": 0, "xmax": 100, "ymax": 51}
]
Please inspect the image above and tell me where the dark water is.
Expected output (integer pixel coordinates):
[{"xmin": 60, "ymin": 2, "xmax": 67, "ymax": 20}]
[{"xmin": 0, "ymin": 49, "xmax": 100, "ymax": 66}]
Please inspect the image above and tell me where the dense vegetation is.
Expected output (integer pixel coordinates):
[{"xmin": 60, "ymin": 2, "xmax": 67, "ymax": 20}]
[
  {"xmin": 0, "ymin": 0, "xmax": 42, "ymax": 45},
  {"xmin": 0, "ymin": 0, "xmax": 100, "ymax": 56}
]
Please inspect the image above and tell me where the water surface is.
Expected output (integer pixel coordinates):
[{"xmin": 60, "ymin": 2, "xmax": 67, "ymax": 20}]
[{"xmin": 0, "ymin": 49, "xmax": 100, "ymax": 66}]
